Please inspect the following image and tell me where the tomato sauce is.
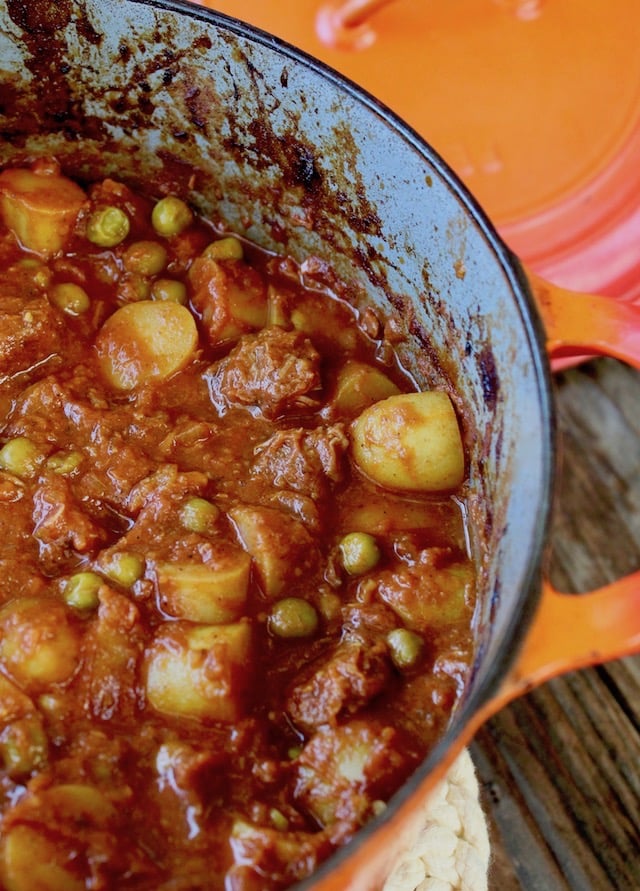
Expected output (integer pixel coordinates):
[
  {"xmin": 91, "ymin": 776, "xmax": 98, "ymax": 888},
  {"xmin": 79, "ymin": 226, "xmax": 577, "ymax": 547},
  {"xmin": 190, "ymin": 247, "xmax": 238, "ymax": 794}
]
[{"xmin": 0, "ymin": 158, "xmax": 476, "ymax": 891}]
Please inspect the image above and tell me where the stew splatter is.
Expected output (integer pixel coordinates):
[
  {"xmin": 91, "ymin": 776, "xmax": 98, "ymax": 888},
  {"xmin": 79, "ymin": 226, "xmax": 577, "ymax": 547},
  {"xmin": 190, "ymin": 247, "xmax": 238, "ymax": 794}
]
[{"xmin": 0, "ymin": 158, "xmax": 476, "ymax": 891}]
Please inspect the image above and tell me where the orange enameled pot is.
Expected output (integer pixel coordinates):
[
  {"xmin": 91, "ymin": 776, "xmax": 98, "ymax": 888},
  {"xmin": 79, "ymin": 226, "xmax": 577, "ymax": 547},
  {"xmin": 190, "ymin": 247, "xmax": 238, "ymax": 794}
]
[{"xmin": 0, "ymin": 1, "xmax": 638, "ymax": 888}]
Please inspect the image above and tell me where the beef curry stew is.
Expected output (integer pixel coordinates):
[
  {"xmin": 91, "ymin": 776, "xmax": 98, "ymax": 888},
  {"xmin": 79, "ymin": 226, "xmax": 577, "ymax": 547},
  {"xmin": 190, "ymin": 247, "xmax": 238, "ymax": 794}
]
[{"xmin": 0, "ymin": 159, "xmax": 476, "ymax": 891}]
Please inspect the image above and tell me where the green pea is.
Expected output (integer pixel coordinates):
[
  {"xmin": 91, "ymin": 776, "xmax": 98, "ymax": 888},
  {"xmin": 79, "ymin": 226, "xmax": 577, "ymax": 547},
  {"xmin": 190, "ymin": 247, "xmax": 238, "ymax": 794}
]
[
  {"xmin": 179, "ymin": 496, "xmax": 220, "ymax": 533},
  {"xmin": 86, "ymin": 206, "xmax": 130, "ymax": 248},
  {"xmin": 50, "ymin": 282, "xmax": 90, "ymax": 316},
  {"xmin": 37, "ymin": 694, "xmax": 63, "ymax": 716},
  {"xmin": 269, "ymin": 808, "xmax": 289, "ymax": 831},
  {"xmin": 150, "ymin": 278, "xmax": 187, "ymax": 304},
  {"xmin": 290, "ymin": 309, "xmax": 310, "ymax": 333},
  {"xmin": 45, "ymin": 450, "xmax": 83, "ymax": 476},
  {"xmin": 269, "ymin": 598, "xmax": 319, "ymax": 639},
  {"xmin": 91, "ymin": 758, "xmax": 115, "ymax": 782},
  {"xmin": 0, "ymin": 716, "xmax": 48, "ymax": 778},
  {"xmin": 386, "ymin": 628, "xmax": 424, "ymax": 670},
  {"xmin": 202, "ymin": 236, "xmax": 244, "ymax": 261},
  {"xmin": 151, "ymin": 196, "xmax": 193, "ymax": 237},
  {"xmin": 119, "ymin": 273, "xmax": 151, "ymax": 303},
  {"xmin": 338, "ymin": 532, "xmax": 381, "ymax": 576},
  {"xmin": 0, "ymin": 437, "xmax": 44, "ymax": 479},
  {"xmin": 64, "ymin": 571, "xmax": 102, "ymax": 610},
  {"xmin": 123, "ymin": 240, "xmax": 168, "ymax": 275},
  {"xmin": 102, "ymin": 551, "xmax": 145, "ymax": 588}
]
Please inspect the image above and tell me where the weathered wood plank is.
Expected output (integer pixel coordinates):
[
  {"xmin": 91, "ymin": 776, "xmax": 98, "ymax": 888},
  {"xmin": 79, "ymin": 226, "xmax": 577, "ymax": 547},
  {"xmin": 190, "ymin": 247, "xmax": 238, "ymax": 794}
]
[{"xmin": 471, "ymin": 730, "xmax": 572, "ymax": 891}]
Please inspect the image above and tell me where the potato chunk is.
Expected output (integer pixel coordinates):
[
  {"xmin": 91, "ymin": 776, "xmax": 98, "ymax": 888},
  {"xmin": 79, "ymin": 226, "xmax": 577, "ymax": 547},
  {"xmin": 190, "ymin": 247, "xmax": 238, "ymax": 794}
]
[
  {"xmin": 96, "ymin": 301, "xmax": 198, "ymax": 390},
  {"xmin": 351, "ymin": 391, "xmax": 464, "ymax": 492},
  {"xmin": 41, "ymin": 783, "xmax": 116, "ymax": 824},
  {"xmin": 1, "ymin": 825, "xmax": 85, "ymax": 891},
  {"xmin": 294, "ymin": 721, "xmax": 412, "ymax": 827},
  {"xmin": 0, "ymin": 166, "xmax": 85, "ymax": 257},
  {"xmin": 0, "ymin": 598, "xmax": 80, "ymax": 692},
  {"xmin": 144, "ymin": 621, "xmax": 253, "ymax": 722},
  {"xmin": 0, "ymin": 785, "xmax": 115, "ymax": 891},
  {"xmin": 154, "ymin": 552, "xmax": 251, "ymax": 623},
  {"xmin": 229, "ymin": 504, "xmax": 318, "ymax": 599},
  {"xmin": 229, "ymin": 819, "xmax": 333, "ymax": 887},
  {"xmin": 329, "ymin": 360, "xmax": 400, "ymax": 417},
  {"xmin": 0, "ymin": 674, "xmax": 34, "ymax": 725},
  {"xmin": 377, "ymin": 556, "xmax": 474, "ymax": 631}
]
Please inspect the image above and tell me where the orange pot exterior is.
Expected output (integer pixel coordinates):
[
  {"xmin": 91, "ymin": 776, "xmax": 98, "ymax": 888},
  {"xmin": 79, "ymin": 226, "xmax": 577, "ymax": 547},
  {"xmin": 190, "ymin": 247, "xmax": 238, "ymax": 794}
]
[
  {"xmin": 498, "ymin": 576, "xmax": 640, "ymax": 704},
  {"xmin": 530, "ymin": 270, "xmax": 640, "ymax": 370}
]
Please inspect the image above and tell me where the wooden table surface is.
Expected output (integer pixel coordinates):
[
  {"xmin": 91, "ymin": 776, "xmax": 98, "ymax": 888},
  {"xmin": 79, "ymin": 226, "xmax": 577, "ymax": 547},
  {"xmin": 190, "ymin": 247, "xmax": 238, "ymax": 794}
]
[{"xmin": 469, "ymin": 357, "xmax": 640, "ymax": 890}]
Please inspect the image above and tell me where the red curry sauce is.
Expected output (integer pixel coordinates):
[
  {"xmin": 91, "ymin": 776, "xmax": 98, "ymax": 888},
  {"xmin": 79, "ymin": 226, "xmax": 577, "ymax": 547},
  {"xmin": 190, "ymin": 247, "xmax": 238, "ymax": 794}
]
[{"xmin": 0, "ymin": 158, "xmax": 476, "ymax": 891}]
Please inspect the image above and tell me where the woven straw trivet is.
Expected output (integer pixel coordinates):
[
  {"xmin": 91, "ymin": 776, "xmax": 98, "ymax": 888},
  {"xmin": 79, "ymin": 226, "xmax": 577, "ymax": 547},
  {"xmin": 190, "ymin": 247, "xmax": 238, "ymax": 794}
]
[{"xmin": 383, "ymin": 750, "xmax": 490, "ymax": 891}]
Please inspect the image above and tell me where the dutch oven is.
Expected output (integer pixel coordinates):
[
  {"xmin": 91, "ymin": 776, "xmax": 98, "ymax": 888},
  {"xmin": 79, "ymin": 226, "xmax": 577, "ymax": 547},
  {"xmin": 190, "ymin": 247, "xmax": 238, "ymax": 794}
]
[{"xmin": 0, "ymin": 0, "xmax": 638, "ymax": 888}]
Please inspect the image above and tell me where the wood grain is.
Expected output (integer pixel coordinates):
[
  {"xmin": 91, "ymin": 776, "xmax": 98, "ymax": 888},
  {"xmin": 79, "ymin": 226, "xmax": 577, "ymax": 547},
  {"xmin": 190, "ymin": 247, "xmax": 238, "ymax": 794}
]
[{"xmin": 470, "ymin": 358, "xmax": 640, "ymax": 891}]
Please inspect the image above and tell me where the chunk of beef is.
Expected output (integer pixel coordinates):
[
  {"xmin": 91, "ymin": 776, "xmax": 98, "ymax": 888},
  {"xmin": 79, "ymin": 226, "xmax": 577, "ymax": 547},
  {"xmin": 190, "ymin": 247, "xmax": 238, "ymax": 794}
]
[
  {"xmin": 62, "ymin": 411, "xmax": 156, "ymax": 509},
  {"xmin": 125, "ymin": 463, "xmax": 209, "ymax": 516},
  {"xmin": 252, "ymin": 423, "xmax": 348, "ymax": 502},
  {"xmin": 0, "ymin": 291, "xmax": 63, "ymax": 379},
  {"xmin": 155, "ymin": 740, "xmax": 228, "ymax": 842},
  {"xmin": 339, "ymin": 602, "xmax": 400, "ymax": 642},
  {"xmin": 228, "ymin": 820, "xmax": 336, "ymax": 891},
  {"xmin": 190, "ymin": 255, "xmax": 268, "ymax": 346},
  {"xmin": 114, "ymin": 464, "xmax": 209, "ymax": 559},
  {"xmin": 0, "ymin": 480, "xmax": 45, "ymax": 605},
  {"xmin": 6, "ymin": 373, "xmax": 156, "ymax": 508},
  {"xmin": 206, "ymin": 327, "xmax": 321, "ymax": 419},
  {"xmin": 293, "ymin": 720, "xmax": 414, "ymax": 828},
  {"xmin": 286, "ymin": 641, "xmax": 391, "ymax": 734},
  {"xmin": 375, "ymin": 548, "xmax": 474, "ymax": 632},
  {"xmin": 229, "ymin": 504, "xmax": 319, "ymax": 600},
  {"xmin": 264, "ymin": 489, "xmax": 321, "ymax": 533},
  {"xmin": 78, "ymin": 586, "xmax": 145, "ymax": 721},
  {"xmin": 3, "ymin": 375, "xmax": 69, "ymax": 441},
  {"xmin": 32, "ymin": 473, "xmax": 107, "ymax": 569}
]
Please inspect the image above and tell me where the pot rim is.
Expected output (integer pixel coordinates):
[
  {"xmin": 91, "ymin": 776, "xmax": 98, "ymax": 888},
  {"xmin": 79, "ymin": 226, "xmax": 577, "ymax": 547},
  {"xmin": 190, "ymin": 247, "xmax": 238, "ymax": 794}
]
[{"xmin": 142, "ymin": 0, "xmax": 557, "ymax": 883}]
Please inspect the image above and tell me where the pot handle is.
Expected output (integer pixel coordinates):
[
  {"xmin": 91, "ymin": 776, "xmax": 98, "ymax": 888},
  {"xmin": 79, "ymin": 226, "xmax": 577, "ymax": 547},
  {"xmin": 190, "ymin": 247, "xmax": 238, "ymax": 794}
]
[
  {"xmin": 492, "ymin": 577, "xmax": 640, "ymax": 712},
  {"xmin": 526, "ymin": 269, "xmax": 640, "ymax": 370},
  {"xmin": 491, "ymin": 270, "xmax": 640, "ymax": 711}
]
